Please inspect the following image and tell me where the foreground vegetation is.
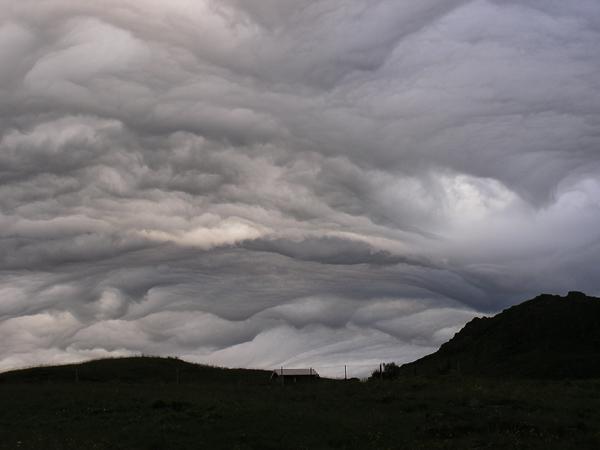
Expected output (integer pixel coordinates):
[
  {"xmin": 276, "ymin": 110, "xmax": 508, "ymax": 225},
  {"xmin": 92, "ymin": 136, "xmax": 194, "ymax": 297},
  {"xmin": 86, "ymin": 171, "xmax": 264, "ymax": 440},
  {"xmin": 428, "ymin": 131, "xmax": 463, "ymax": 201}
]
[{"xmin": 1, "ymin": 358, "xmax": 600, "ymax": 449}]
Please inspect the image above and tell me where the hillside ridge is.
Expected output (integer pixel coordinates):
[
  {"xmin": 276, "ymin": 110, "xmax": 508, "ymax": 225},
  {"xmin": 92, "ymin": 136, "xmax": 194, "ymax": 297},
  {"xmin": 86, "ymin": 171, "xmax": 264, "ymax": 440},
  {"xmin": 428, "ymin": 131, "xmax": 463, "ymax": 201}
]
[{"xmin": 401, "ymin": 291, "xmax": 600, "ymax": 378}]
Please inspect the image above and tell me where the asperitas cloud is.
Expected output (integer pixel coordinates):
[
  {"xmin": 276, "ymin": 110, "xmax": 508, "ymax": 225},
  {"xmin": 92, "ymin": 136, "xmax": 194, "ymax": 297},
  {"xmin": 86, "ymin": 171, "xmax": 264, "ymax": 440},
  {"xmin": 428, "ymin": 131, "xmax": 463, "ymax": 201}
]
[{"xmin": 1, "ymin": 0, "xmax": 599, "ymax": 376}]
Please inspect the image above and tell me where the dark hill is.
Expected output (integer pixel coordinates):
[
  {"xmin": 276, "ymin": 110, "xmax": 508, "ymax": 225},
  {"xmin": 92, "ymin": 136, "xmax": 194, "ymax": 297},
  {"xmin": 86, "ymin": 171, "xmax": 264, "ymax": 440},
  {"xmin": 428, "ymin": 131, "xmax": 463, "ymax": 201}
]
[
  {"xmin": 401, "ymin": 291, "xmax": 600, "ymax": 379},
  {"xmin": 0, "ymin": 356, "xmax": 269, "ymax": 384}
]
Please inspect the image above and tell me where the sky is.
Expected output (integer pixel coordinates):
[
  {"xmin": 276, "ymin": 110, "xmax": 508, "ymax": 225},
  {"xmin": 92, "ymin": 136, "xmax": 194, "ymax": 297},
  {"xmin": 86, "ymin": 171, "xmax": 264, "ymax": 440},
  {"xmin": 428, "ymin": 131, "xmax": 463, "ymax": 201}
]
[{"xmin": 1, "ymin": 0, "xmax": 599, "ymax": 377}]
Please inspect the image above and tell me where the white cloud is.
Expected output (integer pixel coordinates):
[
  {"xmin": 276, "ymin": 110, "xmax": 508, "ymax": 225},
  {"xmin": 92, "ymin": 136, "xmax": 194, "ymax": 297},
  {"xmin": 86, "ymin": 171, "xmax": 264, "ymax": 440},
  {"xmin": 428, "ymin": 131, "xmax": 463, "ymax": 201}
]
[{"xmin": 138, "ymin": 217, "xmax": 269, "ymax": 249}]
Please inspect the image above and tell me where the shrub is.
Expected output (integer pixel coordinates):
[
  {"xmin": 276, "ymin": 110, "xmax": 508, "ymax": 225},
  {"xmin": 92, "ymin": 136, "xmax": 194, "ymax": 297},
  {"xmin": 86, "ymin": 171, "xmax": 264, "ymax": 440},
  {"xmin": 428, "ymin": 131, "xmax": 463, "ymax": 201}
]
[{"xmin": 369, "ymin": 362, "xmax": 401, "ymax": 380}]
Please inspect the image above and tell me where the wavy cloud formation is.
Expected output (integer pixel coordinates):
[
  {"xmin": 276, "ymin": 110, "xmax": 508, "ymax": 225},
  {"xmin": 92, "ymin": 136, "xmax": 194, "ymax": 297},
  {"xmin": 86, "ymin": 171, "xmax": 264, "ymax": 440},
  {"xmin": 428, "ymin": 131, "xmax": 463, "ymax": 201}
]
[{"xmin": 1, "ymin": 0, "xmax": 599, "ymax": 376}]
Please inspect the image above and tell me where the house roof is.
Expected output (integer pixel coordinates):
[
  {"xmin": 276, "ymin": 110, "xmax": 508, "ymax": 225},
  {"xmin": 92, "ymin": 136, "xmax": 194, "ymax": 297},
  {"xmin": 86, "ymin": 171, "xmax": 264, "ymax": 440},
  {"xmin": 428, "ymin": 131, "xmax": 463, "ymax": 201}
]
[{"xmin": 272, "ymin": 368, "xmax": 319, "ymax": 376}]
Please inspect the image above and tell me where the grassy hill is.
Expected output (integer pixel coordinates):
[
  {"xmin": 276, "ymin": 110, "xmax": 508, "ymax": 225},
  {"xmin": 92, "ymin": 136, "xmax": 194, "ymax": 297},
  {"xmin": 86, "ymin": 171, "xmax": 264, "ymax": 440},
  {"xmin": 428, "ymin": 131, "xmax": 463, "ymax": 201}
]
[
  {"xmin": 0, "ymin": 356, "xmax": 268, "ymax": 385},
  {"xmin": 400, "ymin": 291, "xmax": 600, "ymax": 378}
]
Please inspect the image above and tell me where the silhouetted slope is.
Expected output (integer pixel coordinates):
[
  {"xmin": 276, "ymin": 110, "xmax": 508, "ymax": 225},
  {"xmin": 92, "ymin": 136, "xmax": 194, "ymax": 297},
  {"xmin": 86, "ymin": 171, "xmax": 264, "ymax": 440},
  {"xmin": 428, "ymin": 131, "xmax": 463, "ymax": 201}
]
[
  {"xmin": 401, "ymin": 292, "xmax": 600, "ymax": 378},
  {"xmin": 0, "ymin": 356, "xmax": 269, "ymax": 384}
]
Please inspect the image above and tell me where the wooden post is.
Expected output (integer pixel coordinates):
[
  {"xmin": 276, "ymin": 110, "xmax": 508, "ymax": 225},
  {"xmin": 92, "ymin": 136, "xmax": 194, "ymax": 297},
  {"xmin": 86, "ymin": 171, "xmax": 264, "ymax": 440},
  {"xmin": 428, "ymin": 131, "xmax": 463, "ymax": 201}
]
[
  {"xmin": 380, "ymin": 363, "xmax": 383, "ymax": 380},
  {"xmin": 344, "ymin": 365, "xmax": 347, "ymax": 380}
]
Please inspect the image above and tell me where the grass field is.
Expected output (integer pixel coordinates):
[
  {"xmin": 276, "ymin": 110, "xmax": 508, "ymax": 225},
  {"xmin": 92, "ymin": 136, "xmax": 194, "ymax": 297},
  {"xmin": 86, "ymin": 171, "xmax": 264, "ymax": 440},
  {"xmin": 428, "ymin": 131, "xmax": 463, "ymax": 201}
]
[{"xmin": 1, "ymin": 358, "xmax": 600, "ymax": 449}]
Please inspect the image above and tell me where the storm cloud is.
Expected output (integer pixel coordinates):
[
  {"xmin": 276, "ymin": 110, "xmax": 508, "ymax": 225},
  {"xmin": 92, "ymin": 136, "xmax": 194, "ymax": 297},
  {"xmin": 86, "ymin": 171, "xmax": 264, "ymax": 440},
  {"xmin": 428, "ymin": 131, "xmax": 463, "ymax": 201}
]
[{"xmin": 1, "ymin": 0, "xmax": 599, "ymax": 376}]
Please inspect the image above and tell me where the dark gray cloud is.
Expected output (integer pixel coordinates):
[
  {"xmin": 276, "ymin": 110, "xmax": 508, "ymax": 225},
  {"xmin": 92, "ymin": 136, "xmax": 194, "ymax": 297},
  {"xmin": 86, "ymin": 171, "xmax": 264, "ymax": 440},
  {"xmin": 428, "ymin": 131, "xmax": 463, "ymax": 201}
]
[{"xmin": 1, "ymin": 0, "xmax": 599, "ymax": 376}]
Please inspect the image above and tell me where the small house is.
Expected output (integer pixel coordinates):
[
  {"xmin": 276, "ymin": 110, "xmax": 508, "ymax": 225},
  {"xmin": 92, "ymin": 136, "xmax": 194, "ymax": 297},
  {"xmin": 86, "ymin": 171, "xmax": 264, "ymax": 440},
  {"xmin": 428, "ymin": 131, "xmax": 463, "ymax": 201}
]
[{"xmin": 270, "ymin": 368, "xmax": 319, "ymax": 383}]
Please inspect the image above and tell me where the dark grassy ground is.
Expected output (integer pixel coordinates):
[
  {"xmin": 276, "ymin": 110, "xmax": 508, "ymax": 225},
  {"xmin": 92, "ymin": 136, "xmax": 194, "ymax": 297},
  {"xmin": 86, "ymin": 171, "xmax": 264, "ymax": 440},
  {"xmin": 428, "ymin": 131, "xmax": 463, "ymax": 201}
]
[{"xmin": 1, "ymin": 358, "xmax": 600, "ymax": 449}]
